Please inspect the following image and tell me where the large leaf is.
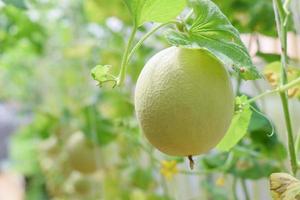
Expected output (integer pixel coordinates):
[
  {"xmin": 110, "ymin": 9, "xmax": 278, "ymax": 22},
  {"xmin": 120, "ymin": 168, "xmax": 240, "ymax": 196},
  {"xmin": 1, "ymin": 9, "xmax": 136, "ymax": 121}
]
[
  {"xmin": 166, "ymin": 0, "xmax": 261, "ymax": 80},
  {"xmin": 213, "ymin": 0, "xmax": 277, "ymax": 36},
  {"xmin": 123, "ymin": 0, "xmax": 186, "ymax": 26},
  {"xmin": 216, "ymin": 96, "xmax": 252, "ymax": 151}
]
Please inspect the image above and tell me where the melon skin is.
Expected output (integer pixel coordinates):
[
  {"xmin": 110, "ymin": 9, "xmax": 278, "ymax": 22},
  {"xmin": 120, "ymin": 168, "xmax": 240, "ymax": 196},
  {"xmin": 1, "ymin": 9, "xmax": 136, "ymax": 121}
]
[
  {"xmin": 134, "ymin": 47, "xmax": 234, "ymax": 156},
  {"xmin": 66, "ymin": 132, "xmax": 100, "ymax": 173}
]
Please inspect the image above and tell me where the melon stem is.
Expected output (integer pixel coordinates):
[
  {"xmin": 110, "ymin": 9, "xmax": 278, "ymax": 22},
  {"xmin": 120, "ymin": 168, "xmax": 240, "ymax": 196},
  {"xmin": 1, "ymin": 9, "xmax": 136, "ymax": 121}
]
[{"xmin": 188, "ymin": 155, "xmax": 194, "ymax": 170}]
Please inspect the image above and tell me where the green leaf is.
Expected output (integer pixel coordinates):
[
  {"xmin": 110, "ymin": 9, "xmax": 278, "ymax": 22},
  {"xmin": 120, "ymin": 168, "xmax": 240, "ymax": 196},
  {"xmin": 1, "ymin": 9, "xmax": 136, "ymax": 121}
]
[
  {"xmin": 200, "ymin": 152, "xmax": 228, "ymax": 170},
  {"xmin": 216, "ymin": 96, "xmax": 253, "ymax": 151},
  {"xmin": 123, "ymin": 0, "xmax": 186, "ymax": 26},
  {"xmin": 247, "ymin": 102, "xmax": 287, "ymax": 160},
  {"xmin": 229, "ymin": 156, "xmax": 281, "ymax": 180},
  {"xmin": 166, "ymin": 0, "xmax": 261, "ymax": 80},
  {"xmin": 214, "ymin": 0, "xmax": 277, "ymax": 36},
  {"xmin": 256, "ymin": 52, "xmax": 281, "ymax": 63},
  {"xmin": 25, "ymin": 174, "xmax": 48, "ymax": 200},
  {"xmin": 91, "ymin": 65, "xmax": 117, "ymax": 87},
  {"xmin": 80, "ymin": 104, "xmax": 116, "ymax": 146},
  {"xmin": 130, "ymin": 167, "xmax": 153, "ymax": 190}
]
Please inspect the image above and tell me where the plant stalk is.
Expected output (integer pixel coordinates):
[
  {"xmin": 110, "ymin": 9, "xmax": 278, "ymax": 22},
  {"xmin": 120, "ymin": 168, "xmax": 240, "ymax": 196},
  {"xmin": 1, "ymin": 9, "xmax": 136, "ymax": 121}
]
[
  {"xmin": 246, "ymin": 76, "xmax": 300, "ymax": 104},
  {"xmin": 117, "ymin": 21, "xmax": 178, "ymax": 87},
  {"xmin": 127, "ymin": 21, "xmax": 178, "ymax": 63},
  {"xmin": 117, "ymin": 26, "xmax": 137, "ymax": 86},
  {"xmin": 232, "ymin": 177, "xmax": 238, "ymax": 200},
  {"xmin": 273, "ymin": 0, "xmax": 298, "ymax": 175},
  {"xmin": 241, "ymin": 179, "xmax": 250, "ymax": 200},
  {"xmin": 295, "ymin": 128, "xmax": 300, "ymax": 154}
]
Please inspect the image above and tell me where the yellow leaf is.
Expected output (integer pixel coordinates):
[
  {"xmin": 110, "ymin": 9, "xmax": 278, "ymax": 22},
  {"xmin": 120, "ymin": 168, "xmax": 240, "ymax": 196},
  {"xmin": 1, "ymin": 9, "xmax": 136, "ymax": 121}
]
[{"xmin": 264, "ymin": 62, "xmax": 300, "ymax": 98}]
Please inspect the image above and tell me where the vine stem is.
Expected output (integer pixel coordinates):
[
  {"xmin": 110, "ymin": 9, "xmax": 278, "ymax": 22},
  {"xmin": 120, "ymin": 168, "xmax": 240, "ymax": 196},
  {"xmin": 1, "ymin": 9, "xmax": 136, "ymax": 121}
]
[
  {"xmin": 117, "ymin": 26, "xmax": 137, "ymax": 86},
  {"xmin": 178, "ymin": 169, "xmax": 209, "ymax": 175},
  {"xmin": 296, "ymin": 128, "xmax": 300, "ymax": 168},
  {"xmin": 295, "ymin": 128, "xmax": 300, "ymax": 156},
  {"xmin": 246, "ymin": 76, "xmax": 300, "ymax": 104},
  {"xmin": 232, "ymin": 177, "xmax": 238, "ymax": 200},
  {"xmin": 117, "ymin": 21, "xmax": 179, "ymax": 87},
  {"xmin": 241, "ymin": 179, "xmax": 250, "ymax": 200},
  {"xmin": 127, "ymin": 21, "xmax": 178, "ymax": 63},
  {"xmin": 188, "ymin": 155, "xmax": 195, "ymax": 170},
  {"xmin": 273, "ymin": 0, "xmax": 298, "ymax": 176}
]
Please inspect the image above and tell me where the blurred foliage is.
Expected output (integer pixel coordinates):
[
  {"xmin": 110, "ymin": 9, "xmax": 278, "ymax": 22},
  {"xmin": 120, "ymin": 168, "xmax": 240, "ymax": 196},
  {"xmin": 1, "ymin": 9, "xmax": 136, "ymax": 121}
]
[
  {"xmin": 213, "ymin": 0, "xmax": 294, "ymax": 36},
  {"xmin": 264, "ymin": 61, "xmax": 300, "ymax": 98},
  {"xmin": 84, "ymin": 0, "xmax": 131, "ymax": 24},
  {"xmin": 0, "ymin": 5, "xmax": 46, "ymax": 53},
  {"xmin": 0, "ymin": 0, "xmax": 298, "ymax": 199}
]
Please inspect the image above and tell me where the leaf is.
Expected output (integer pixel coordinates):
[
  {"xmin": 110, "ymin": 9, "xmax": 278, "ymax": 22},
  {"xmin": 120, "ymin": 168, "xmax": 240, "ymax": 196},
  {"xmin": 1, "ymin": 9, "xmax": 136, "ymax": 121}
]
[
  {"xmin": 230, "ymin": 156, "xmax": 281, "ymax": 180},
  {"xmin": 248, "ymin": 102, "xmax": 287, "ymax": 160},
  {"xmin": 214, "ymin": 0, "xmax": 277, "ymax": 36},
  {"xmin": 216, "ymin": 96, "xmax": 253, "ymax": 151},
  {"xmin": 200, "ymin": 152, "xmax": 228, "ymax": 170},
  {"xmin": 91, "ymin": 65, "xmax": 117, "ymax": 87},
  {"xmin": 130, "ymin": 167, "xmax": 154, "ymax": 190},
  {"xmin": 0, "ymin": 6, "xmax": 46, "ymax": 53},
  {"xmin": 166, "ymin": 0, "xmax": 261, "ymax": 80},
  {"xmin": 123, "ymin": 0, "xmax": 186, "ymax": 26},
  {"xmin": 81, "ymin": 104, "xmax": 116, "ymax": 146},
  {"xmin": 3, "ymin": 0, "xmax": 27, "ymax": 9},
  {"xmin": 25, "ymin": 174, "xmax": 48, "ymax": 200},
  {"xmin": 256, "ymin": 52, "xmax": 281, "ymax": 63}
]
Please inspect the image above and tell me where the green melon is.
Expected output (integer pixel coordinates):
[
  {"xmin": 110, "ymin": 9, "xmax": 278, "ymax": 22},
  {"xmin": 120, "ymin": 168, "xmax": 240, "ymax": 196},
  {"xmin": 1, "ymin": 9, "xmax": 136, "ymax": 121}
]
[
  {"xmin": 66, "ymin": 132, "xmax": 100, "ymax": 173},
  {"xmin": 134, "ymin": 47, "xmax": 234, "ymax": 156}
]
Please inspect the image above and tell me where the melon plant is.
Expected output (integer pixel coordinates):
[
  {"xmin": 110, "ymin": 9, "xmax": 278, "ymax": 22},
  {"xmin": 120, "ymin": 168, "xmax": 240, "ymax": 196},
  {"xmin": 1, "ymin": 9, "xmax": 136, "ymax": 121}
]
[{"xmin": 89, "ymin": 0, "xmax": 300, "ymax": 198}]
